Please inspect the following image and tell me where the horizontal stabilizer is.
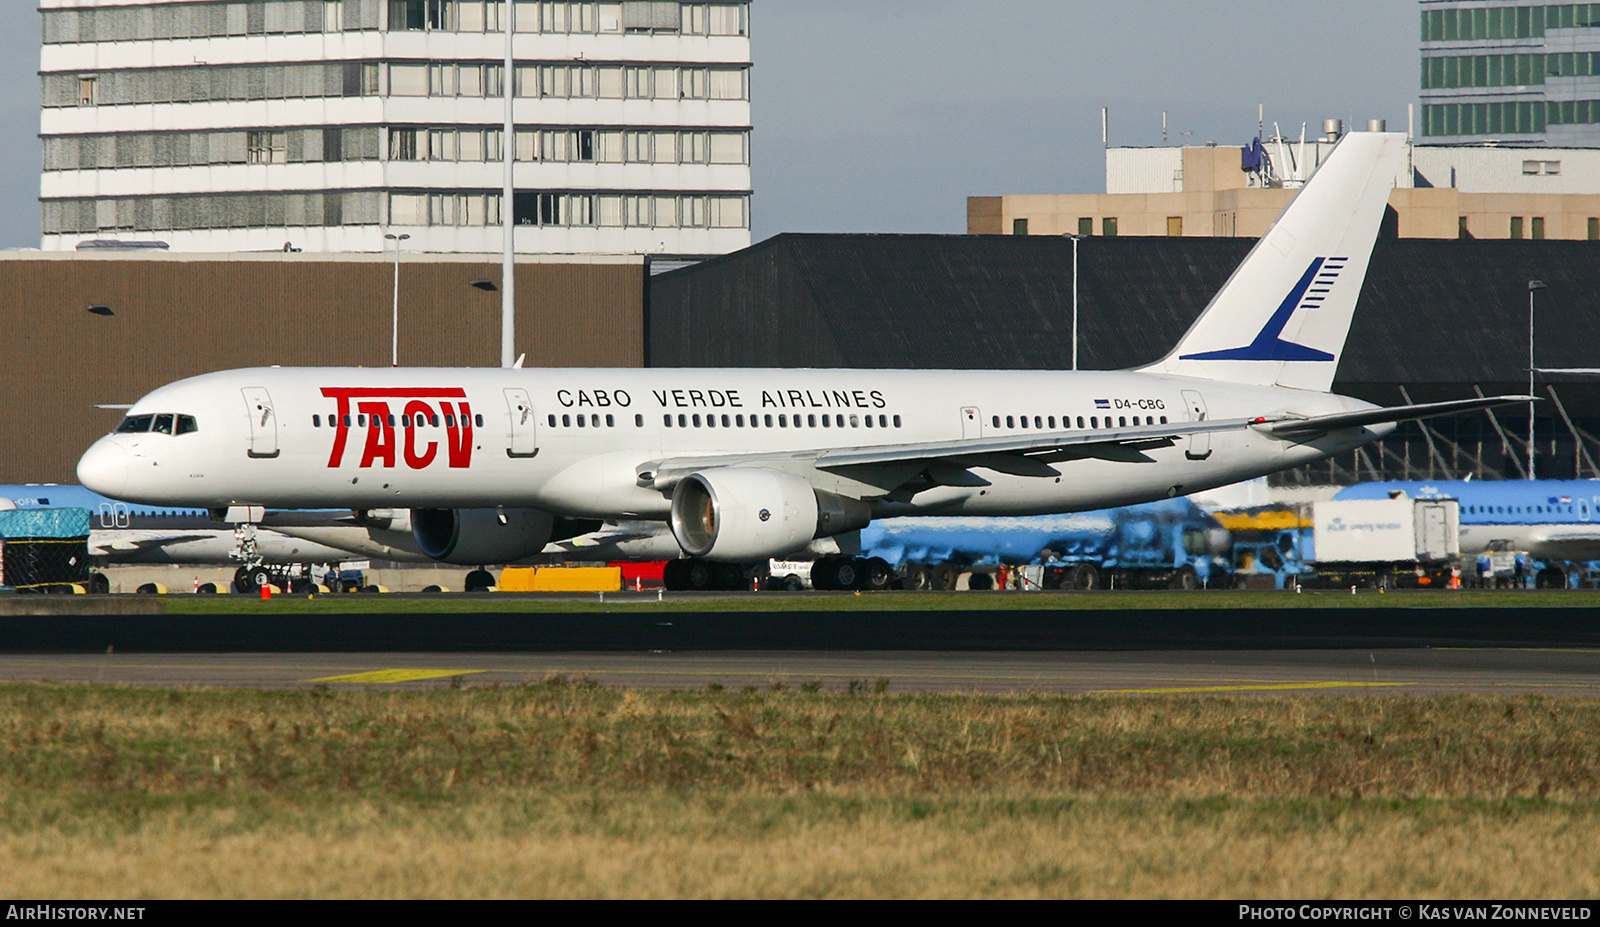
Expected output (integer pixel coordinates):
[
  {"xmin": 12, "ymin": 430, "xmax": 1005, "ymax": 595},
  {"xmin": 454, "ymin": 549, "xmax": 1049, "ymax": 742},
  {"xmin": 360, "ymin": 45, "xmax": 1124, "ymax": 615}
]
[{"xmin": 1263, "ymin": 395, "xmax": 1533, "ymax": 440}]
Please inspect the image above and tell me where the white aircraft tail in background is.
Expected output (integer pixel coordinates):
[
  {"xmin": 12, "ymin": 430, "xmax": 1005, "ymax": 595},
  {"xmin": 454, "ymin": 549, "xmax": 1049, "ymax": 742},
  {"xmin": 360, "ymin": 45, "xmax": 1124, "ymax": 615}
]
[{"xmin": 1139, "ymin": 132, "xmax": 1406, "ymax": 393}]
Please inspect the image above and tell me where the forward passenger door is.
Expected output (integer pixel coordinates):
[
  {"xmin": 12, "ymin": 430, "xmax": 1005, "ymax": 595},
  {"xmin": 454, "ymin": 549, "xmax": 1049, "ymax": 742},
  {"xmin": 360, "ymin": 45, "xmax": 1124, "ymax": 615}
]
[
  {"xmin": 241, "ymin": 387, "xmax": 279, "ymax": 459},
  {"xmin": 505, "ymin": 388, "xmax": 539, "ymax": 458}
]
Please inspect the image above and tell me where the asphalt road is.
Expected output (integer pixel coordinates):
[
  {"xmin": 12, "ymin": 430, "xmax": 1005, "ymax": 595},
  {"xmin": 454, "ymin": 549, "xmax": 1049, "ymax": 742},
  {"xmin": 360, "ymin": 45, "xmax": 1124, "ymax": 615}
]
[{"xmin": 0, "ymin": 604, "xmax": 1595, "ymax": 693}]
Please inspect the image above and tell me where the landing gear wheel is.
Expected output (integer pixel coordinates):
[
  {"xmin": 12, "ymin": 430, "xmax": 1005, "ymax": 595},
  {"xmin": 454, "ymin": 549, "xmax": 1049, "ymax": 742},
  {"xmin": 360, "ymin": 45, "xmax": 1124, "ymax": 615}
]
[
  {"xmin": 716, "ymin": 563, "xmax": 746, "ymax": 591},
  {"xmin": 464, "ymin": 569, "xmax": 495, "ymax": 592},
  {"xmin": 811, "ymin": 558, "xmax": 861, "ymax": 591},
  {"xmin": 967, "ymin": 572, "xmax": 994, "ymax": 591},
  {"xmin": 87, "ymin": 573, "xmax": 110, "ymax": 595},
  {"xmin": 863, "ymin": 558, "xmax": 894, "ymax": 591},
  {"xmin": 685, "ymin": 560, "xmax": 717, "ymax": 591},
  {"xmin": 933, "ymin": 563, "xmax": 960, "ymax": 591},
  {"xmin": 1169, "ymin": 566, "xmax": 1199, "ymax": 590},
  {"xmin": 1068, "ymin": 564, "xmax": 1099, "ymax": 591},
  {"xmin": 833, "ymin": 559, "xmax": 862, "ymax": 590},
  {"xmin": 234, "ymin": 565, "xmax": 272, "ymax": 592},
  {"xmin": 904, "ymin": 564, "xmax": 933, "ymax": 591},
  {"xmin": 662, "ymin": 560, "xmax": 687, "ymax": 591}
]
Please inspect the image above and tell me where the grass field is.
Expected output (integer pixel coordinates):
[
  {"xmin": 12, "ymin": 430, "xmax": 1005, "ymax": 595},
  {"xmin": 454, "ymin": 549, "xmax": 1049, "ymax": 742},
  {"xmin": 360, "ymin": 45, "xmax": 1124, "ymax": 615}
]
[
  {"xmin": 137, "ymin": 587, "xmax": 1600, "ymax": 616},
  {"xmin": 2, "ymin": 683, "xmax": 1598, "ymax": 898}
]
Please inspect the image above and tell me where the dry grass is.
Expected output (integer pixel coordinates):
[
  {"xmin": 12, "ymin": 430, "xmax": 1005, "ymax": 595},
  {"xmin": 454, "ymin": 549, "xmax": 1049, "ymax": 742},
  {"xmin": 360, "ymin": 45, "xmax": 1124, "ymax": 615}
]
[{"xmin": 1, "ymin": 683, "xmax": 1598, "ymax": 898}]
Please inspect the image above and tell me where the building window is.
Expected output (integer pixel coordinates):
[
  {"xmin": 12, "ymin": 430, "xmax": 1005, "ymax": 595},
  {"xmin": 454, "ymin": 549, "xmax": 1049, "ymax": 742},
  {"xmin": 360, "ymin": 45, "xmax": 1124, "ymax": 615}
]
[
  {"xmin": 624, "ymin": 1, "xmax": 681, "ymax": 33},
  {"xmin": 1511, "ymin": 216, "xmax": 1525, "ymax": 239},
  {"xmin": 1012, "ymin": 219, "xmax": 1028, "ymax": 236},
  {"xmin": 1102, "ymin": 217, "xmax": 1118, "ymax": 237},
  {"xmin": 1459, "ymin": 216, "xmax": 1471, "ymax": 240},
  {"xmin": 389, "ymin": 129, "xmax": 421, "ymax": 161},
  {"xmin": 1077, "ymin": 217, "xmax": 1092, "ymax": 236},
  {"xmin": 1167, "ymin": 217, "xmax": 1183, "ymax": 237},
  {"xmin": 1589, "ymin": 218, "xmax": 1599, "ymax": 241},
  {"xmin": 78, "ymin": 77, "xmax": 96, "ymax": 106},
  {"xmin": 1532, "ymin": 217, "xmax": 1546, "ymax": 240},
  {"xmin": 247, "ymin": 132, "xmax": 288, "ymax": 164}
]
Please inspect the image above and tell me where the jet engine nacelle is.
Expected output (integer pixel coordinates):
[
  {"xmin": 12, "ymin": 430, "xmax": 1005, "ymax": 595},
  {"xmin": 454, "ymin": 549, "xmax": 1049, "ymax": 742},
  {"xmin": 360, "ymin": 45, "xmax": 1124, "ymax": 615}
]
[
  {"xmin": 411, "ymin": 507, "xmax": 556, "ymax": 565},
  {"xmin": 669, "ymin": 468, "xmax": 871, "ymax": 562}
]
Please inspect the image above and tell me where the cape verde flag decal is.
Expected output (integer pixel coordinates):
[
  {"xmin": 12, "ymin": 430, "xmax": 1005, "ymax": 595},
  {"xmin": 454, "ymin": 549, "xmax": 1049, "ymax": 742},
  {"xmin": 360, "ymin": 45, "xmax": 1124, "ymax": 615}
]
[
  {"xmin": 1094, "ymin": 399, "xmax": 1111, "ymax": 409},
  {"xmin": 1180, "ymin": 257, "xmax": 1347, "ymax": 362}
]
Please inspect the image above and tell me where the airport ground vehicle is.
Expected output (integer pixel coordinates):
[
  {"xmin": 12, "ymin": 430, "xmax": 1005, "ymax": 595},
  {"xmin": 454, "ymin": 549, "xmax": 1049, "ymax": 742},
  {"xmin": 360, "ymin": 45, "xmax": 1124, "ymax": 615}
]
[
  {"xmin": 815, "ymin": 499, "xmax": 1228, "ymax": 591},
  {"xmin": 681, "ymin": 499, "xmax": 1229, "ymax": 592},
  {"xmin": 1223, "ymin": 496, "xmax": 1461, "ymax": 589},
  {"xmin": 0, "ymin": 505, "xmax": 91, "ymax": 593}
]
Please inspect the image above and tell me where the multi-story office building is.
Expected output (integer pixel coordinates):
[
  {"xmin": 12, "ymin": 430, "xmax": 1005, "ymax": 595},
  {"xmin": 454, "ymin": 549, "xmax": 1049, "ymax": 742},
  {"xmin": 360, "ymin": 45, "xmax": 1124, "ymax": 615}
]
[
  {"xmin": 1420, "ymin": 0, "xmax": 1600, "ymax": 146},
  {"xmin": 972, "ymin": 131, "xmax": 1600, "ymax": 241},
  {"xmin": 39, "ymin": 0, "xmax": 752, "ymax": 256}
]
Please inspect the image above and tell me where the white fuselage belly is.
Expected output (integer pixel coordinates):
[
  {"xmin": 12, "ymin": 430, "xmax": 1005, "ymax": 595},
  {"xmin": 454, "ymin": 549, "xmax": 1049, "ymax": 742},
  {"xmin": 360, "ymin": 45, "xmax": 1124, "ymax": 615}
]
[{"xmin": 81, "ymin": 367, "xmax": 1385, "ymax": 519}]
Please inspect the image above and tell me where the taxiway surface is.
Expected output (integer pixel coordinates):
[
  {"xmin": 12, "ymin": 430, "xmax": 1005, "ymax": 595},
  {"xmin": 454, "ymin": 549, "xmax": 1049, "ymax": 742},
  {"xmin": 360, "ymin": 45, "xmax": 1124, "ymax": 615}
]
[{"xmin": 0, "ymin": 602, "xmax": 1595, "ymax": 693}]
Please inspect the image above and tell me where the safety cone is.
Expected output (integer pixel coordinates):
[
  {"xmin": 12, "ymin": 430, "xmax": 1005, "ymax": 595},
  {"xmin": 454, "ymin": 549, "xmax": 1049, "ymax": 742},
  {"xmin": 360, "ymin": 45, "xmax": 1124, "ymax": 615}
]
[
  {"xmin": 260, "ymin": 583, "xmax": 271, "ymax": 601},
  {"xmin": 193, "ymin": 576, "xmax": 199, "ymax": 593}
]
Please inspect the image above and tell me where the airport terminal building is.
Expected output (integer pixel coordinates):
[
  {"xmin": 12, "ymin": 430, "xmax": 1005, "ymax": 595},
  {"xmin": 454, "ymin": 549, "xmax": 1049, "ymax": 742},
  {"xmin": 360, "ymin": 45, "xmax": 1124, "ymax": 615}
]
[{"xmin": 38, "ymin": 0, "xmax": 753, "ymax": 257}]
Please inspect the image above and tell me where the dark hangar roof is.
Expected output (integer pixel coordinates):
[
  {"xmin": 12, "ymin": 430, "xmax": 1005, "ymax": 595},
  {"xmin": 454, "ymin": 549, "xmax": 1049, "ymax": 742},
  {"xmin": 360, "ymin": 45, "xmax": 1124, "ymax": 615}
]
[{"xmin": 649, "ymin": 233, "xmax": 1600, "ymax": 401}]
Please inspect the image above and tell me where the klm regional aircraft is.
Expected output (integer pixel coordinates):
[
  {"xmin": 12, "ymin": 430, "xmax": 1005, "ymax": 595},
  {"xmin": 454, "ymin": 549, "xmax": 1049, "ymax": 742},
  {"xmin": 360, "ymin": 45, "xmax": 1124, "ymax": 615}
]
[{"xmin": 79, "ymin": 133, "xmax": 1526, "ymax": 572}]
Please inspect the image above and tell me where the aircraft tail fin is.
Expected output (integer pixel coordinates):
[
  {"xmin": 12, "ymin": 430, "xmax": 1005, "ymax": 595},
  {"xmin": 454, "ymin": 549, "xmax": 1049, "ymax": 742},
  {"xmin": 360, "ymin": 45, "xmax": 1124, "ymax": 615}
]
[{"xmin": 1137, "ymin": 132, "xmax": 1407, "ymax": 393}]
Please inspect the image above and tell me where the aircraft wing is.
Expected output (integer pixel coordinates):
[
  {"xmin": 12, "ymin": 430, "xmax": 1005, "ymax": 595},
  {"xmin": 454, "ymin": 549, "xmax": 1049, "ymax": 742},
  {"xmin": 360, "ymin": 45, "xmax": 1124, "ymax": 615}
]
[
  {"xmin": 641, "ymin": 416, "xmax": 1265, "ymax": 490},
  {"xmin": 1262, "ymin": 395, "xmax": 1533, "ymax": 440}
]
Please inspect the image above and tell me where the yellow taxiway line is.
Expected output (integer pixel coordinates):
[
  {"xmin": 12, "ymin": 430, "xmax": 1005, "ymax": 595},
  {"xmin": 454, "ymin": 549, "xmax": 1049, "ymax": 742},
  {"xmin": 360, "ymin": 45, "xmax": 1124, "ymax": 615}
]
[
  {"xmin": 1090, "ymin": 682, "xmax": 1414, "ymax": 694},
  {"xmin": 306, "ymin": 669, "xmax": 488, "ymax": 684}
]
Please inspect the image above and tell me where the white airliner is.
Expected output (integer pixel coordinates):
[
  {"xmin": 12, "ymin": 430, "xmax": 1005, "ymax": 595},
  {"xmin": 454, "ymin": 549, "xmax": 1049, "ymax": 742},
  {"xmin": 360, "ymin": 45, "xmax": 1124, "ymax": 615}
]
[{"xmin": 78, "ymin": 133, "xmax": 1525, "ymax": 569}]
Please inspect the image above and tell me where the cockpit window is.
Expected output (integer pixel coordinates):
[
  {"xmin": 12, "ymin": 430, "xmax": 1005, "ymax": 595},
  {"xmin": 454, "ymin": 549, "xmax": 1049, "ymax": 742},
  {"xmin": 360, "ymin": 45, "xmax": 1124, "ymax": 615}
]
[{"xmin": 115, "ymin": 413, "xmax": 198, "ymax": 436}]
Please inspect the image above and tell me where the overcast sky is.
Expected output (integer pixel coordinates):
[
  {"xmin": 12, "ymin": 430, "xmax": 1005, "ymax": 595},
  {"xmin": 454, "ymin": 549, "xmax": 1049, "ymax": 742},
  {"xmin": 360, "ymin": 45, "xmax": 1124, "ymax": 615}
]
[{"xmin": 0, "ymin": 1, "xmax": 1420, "ymax": 249}]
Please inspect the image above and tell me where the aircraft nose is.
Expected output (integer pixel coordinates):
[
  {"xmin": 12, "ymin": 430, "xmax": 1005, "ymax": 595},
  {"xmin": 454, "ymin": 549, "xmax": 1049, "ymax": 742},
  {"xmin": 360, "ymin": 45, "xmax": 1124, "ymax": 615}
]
[{"xmin": 77, "ymin": 439, "xmax": 129, "ymax": 498}]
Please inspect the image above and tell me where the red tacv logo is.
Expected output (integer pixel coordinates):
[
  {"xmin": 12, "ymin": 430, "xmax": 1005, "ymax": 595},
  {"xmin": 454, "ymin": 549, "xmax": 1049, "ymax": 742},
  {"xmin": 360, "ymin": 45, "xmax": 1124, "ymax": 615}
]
[{"xmin": 322, "ymin": 388, "xmax": 473, "ymax": 470}]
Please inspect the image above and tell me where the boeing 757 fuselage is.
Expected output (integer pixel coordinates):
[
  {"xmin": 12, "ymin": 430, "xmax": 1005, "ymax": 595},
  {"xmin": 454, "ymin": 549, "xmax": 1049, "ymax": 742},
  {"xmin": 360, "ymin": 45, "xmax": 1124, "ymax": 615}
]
[{"xmin": 76, "ymin": 134, "xmax": 1526, "ymax": 567}]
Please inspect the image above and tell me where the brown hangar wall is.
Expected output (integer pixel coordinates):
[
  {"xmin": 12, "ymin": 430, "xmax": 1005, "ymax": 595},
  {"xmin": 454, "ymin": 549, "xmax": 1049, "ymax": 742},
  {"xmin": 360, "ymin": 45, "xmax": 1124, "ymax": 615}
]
[{"xmin": 0, "ymin": 253, "xmax": 645, "ymax": 483}]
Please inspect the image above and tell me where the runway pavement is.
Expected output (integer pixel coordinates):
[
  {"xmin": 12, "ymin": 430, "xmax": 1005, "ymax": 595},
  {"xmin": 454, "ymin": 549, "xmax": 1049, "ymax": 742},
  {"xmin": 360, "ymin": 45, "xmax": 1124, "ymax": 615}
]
[
  {"xmin": 0, "ymin": 647, "xmax": 1596, "ymax": 694},
  {"xmin": 0, "ymin": 603, "xmax": 1595, "ymax": 693}
]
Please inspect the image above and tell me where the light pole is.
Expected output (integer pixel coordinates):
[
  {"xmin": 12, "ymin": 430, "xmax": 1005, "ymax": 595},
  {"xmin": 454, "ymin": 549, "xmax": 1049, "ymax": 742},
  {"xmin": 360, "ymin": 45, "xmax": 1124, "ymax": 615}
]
[
  {"xmin": 501, "ymin": 0, "xmax": 516, "ymax": 368},
  {"xmin": 1528, "ymin": 280, "xmax": 1546, "ymax": 480},
  {"xmin": 1067, "ymin": 234, "xmax": 1087, "ymax": 370},
  {"xmin": 385, "ymin": 232, "xmax": 410, "ymax": 367}
]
